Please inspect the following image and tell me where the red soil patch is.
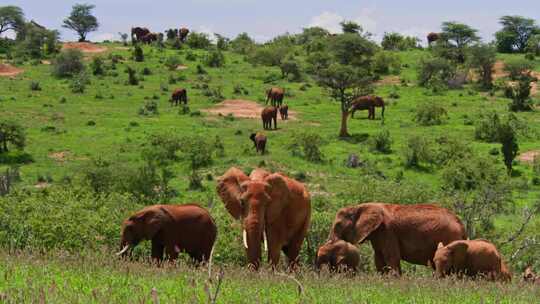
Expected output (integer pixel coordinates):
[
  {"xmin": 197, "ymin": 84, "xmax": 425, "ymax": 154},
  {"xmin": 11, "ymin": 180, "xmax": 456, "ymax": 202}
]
[
  {"xmin": 492, "ymin": 60, "xmax": 508, "ymax": 79},
  {"xmin": 376, "ymin": 75, "xmax": 401, "ymax": 86},
  {"xmin": 62, "ymin": 42, "xmax": 107, "ymax": 53},
  {"xmin": 48, "ymin": 151, "xmax": 71, "ymax": 162},
  {"xmin": 203, "ymin": 99, "xmax": 297, "ymax": 120},
  {"xmin": 518, "ymin": 150, "xmax": 540, "ymax": 164},
  {"xmin": 0, "ymin": 64, "xmax": 24, "ymax": 77}
]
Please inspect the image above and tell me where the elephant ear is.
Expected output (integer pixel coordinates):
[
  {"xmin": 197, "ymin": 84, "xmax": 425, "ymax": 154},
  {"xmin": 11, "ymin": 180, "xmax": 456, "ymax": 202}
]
[
  {"xmin": 264, "ymin": 173, "xmax": 290, "ymax": 220},
  {"xmin": 131, "ymin": 206, "xmax": 173, "ymax": 239},
  {"xmin": 354, "ymin": 205, "xmax": 385, "ymax": 244},
  {"xmin": 449, "ymin": 241, "xmax": 469, "ymax": 268},
  {"xmin": 217, "ymin": 167, "xmax": 249, "ymax": 220}
]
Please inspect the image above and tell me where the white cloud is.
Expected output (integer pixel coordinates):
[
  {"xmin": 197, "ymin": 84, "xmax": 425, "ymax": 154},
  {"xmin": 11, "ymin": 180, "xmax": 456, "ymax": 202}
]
[
  {"xmin": 197, "ymin": 25, "xmax": 217, "ymax": 42},
  {"xmin": 308, "ymin": 11, "xmax": 343, "ymax": 34},
  {"xmin": 353, "ymin": 7, "xmax": 377, "ymax": 35}
]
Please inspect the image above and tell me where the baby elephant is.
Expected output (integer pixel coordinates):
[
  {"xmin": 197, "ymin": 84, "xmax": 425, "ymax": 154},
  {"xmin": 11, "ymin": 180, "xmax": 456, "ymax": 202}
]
[
  {"xmin": 249, "ymin": 132, "xmax": 267, "ymax": 155},
  {"xmin": 316, "ymin": 240, "xmax": 360, "ymax": 273},
  {"xmin": 279, "ymin": 104, "xmax": 289, "ymax": 120},
  {"xmin": 171, "ymin": 88, "xmax": 188, "ymax": 106},
  {"xmin": 434, "ymin": 239, "xmax": 511, "ymax": 281}
]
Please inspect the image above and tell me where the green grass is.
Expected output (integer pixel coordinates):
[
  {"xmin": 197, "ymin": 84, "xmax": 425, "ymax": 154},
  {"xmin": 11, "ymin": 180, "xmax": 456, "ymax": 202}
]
[{"xmin": 1, "ymin": 252, "xmax": 538, "ymax": 303}]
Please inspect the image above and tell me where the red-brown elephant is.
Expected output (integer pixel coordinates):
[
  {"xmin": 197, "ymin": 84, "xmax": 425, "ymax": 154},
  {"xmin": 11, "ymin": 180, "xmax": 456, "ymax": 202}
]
[
  {"xmin": 117, "ymin": 204, "xmax": 217, "ymax": 263},
  {"xmin": 179, "ymin": 27, "xmax": 190, "ymax": 42},
  {"xmin": 131, "ymin": 27, "xmax": 150, "ymax": 43},
  {"xmin": 434, "ymin": 239, "xmax": 511, "ymax": 281},
  {"xmin": 250, "ymin": 132, "xmax": 267, "ymax": 155},
  {"xmin": 261, "ymin": 106, "xmax": 278, "ymax": 130},
  {"xmin": 279, "ymin": 104, "xmax": 289, "ymax": 120},
  {"xmin": 427, "ymin": 32, "xmax": 440, "ymax": 45},
  {"xmin": 141, "ymin": 33, "xmax": 158, "ymax": 44},
  {"xmin": 171, "ymin": 88, "xmax": 188, "ymax": 106},
  {"xmin": 217, "ymin": 167, "xmax": 311, "ymax": 270},
  {"xmin": 350, "ymin": 96, "xmax": 385, "ymax": 120},
  {"xmin": 266, "ymin": 87, "xmax": 284, "ymax": 107},
  {"xmin": 316, "ymin": 240, "xmax": 360, "ymax": 273},
  {"xmin": 328, "ymin": 203, "xmax": 466, "ymax": 275}
]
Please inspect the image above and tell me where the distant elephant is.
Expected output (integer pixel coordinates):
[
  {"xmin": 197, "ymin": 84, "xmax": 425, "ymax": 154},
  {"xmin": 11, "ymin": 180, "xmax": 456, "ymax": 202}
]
[
  {"xmin": 316, "ymin": 240, "xmax": 360, "ymax": 273},
  {"xmin": 217, "ymin": 167, "xmax": 311, "ymax": 270},
  {"xmin": 266, "ymin": 87, "xmax": 285, "ymax": 107},
  {"xmin": 279, "ymin": 104, "xmax": 289, "ymax": 120},
  {"xmin": 250, "ymin": 132, "xmax": 267, "ymax": 155},
  {"xmin": 434, "ymin": 239, "xmax": 511, "ymax": 281},
  {"xmin": 261, "ymin": 106, "xmax": 278, "ymax": 130},
  {"xmin": 117, "ymin": 204, "xmax": 217, "ymax": 263},
  {"xmin": 328, "ymin": 203, "xmax": 466, "ymax": 275},
  {"xmin": 179, "ymin": 27, "xmax": 190, "ymax": 42},
  {"xmin": 427, "ymin": 32, "xmax": 440, "ymax": 45},
  {"xmin": 523, "ymin": 266, "xmax": 540, "ymax": 284},
  {"xmin": 350, "ymin": 96, "xmax": 385, "ymax": 120},
  {"xmin": 141, "ymin": 33, "xmax": 158, "ymax": 44},
  {"xmin": 131, "ymin": 27, "xmax": 150, "ymax": 43},
  {"xmin": 171, "ymin": 88, "xmax": 188, "ymax": 106}
]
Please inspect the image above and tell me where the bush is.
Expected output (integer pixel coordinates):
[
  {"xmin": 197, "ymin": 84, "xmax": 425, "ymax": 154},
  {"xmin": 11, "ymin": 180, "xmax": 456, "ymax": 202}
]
[
  {"xmin": 417, "ymin": 56, "xmax": 455, "ymax": 89},
  {"xmin": 196, "ymin": 64, "xmax": 207, "ymax": 75},
  {"xmin": 280, "ymin": 57, "xmax": 302, "ymax": 81},
  {"xmin": 185, "ymin": 51, "xmax": 197, "ymax": 61},
  {"xmin": 52, "ymin": 49, "xmax": 84, "ymax": 77},
  {"xmin": 70, "ymin": 72, "xmax": 90, "ymax": 93},
  {"xmin": 368, "ymin": 129, "xmax": 392, "ymax": 153},
  {"xmin": 90, "ymin": 56, "xmax": 104, "ymax": 75},
  {"xmin": 126, "ymin": 67, "xmax": 138, "ymax": 86},
  {"xmin": 415, "ymin": 103, "xmax": 448, "ymax": 126},
  {"xmin": 434, "ymin": 136, "xmax": 473, "ymax": 166},
  {"xmin": 29, "ymin": 81, "xmax": 41, "ymax": 91},
  {"xmin": 133, "ymin": 45, "xmax": 144, "ymax": 62},
  {"xmin": 475, "ymin": 112, "xmax": 502, "ymax": 142},
  {"xmin": 288, "ymin": 131, "xmax": 325, "ymax": 162},
  {"xmin": 373, "ymin": 51, "xmax": 401, "ymax": 75},
  {"xmin": 164, "ymin": 55, "xmax": 181, "ymax": 71},
  {"xmin": 141, "ymin": 67, "xmax": 152, "ymax": 75},
  {"xmin": 138, "ymin": 100, "xmax": 158, "ymax": 116},
  {"xmin": 402, "ymin": 135, "xmax": 434, "ymax": 168},
  {"xmin": 202, "ymin": 86, "xmax": 224, "ymax": 103},
  {"xmin": 186, "ymin": 32, "xmax": 212, "ymax": 49},
  {"xmin": 248, "ymin": 45, "xmax": 289, "ymax": 66},
  {"xmin": 507, "ymin": 75, "xmax": 534, "ymax": 112},
  {"xmin": 504, "ymin": 58, "xmax": 533, "ymax": 80},
  {"xmin": 204, "ymin": 49, "xmax": 225, "ymax": 68}
]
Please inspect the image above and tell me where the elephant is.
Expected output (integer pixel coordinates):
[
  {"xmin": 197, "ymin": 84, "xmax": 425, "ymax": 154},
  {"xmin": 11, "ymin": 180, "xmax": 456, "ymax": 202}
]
[
  {"xmin": 141, "ymin": 33, "xmax": 158, "ymax": 44},
  {"xmin": 266, "ymin": 87, "xmax": 285, "ymax": 107},
  {"xmin": 171, "ymin": 88, "xmax": 188, "ymax": 106},
  {"xmin": 279, "ymin": 104, "xmax": 289, "ymax": 120},
  {"xmin": 131, "ymin": 27, "xmax": 150, "ymax": 43},
  {"xmin": 427, "ymin": 32, "xmax": 440, "ymax": 45},
  {"xmin": 433, "ymin": 239, "xmax": 511, "ymax": 281},
  {"xmin": 261, "ymin": 106, "xmax": 278, "ymax": 130},
  {"xmin": 316, "ymin": 240, "xmax": 360, "ymax": 273},
  {"xmin": 216, "ymin": 167, "xmax": 311, "ymax": 270},
  {"xmin": 179, "ymin": 27, "xmax": 190, "ymax": 42},
  {"xmin": 327, "ymin": 203, "xmax": 466, "ymax": 275},
  {"xmin": 117, "ymin": 204, "xmax": 217, "ymax": 263},
  {"xmin": 250, "ymin": 133, "xmax": 267, "ymax": 155},
  {"xmin": 350, "ymin": 96, "xmax": 385, "ymax": 120}
]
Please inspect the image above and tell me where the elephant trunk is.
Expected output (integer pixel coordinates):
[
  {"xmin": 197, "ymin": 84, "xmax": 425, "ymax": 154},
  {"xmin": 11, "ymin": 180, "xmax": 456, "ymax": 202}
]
[{"xmin": 244, "ymin": 220, "xmax": 264, "ymax": 270}]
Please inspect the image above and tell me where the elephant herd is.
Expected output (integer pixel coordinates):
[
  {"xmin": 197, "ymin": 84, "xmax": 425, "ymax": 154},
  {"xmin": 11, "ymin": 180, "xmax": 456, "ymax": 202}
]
[
  {"xmin": 117, "ymin": 167, "xmax": 522, "ymax": 282},
  {"xmin": 131, "ymin": 26, "xmax": 189, "ymax": 44}
]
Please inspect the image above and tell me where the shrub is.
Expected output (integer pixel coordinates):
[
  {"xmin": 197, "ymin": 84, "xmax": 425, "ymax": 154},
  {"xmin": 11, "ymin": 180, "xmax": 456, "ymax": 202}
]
[
  {"xmin": 475, "ymin": 112, "xmax": 502, "ymax": 142},
  {"xmin": 178, "ymin": 135, "xmax": 215, "ymax": 170},
  {"xmin": 185, "ymin": 51, "xmax": 197, "ymax": 61},
  {"xmin": 280, "ymin": 57, "xmax": 302, "ymax": 81},
  {"xmin": 69, "ymin": 72, "xmax": 90, "ymax": 94},
  {"xmin": 204, "ymin": 49, "xmax": 225, "ymax": 68},
  {"xmin": 126, "ymin": 67, "xmax": 138, "ymax": 85},
  {"xmin": 186, "ymin": 32, "xmax": 212, "ymax": 49},
  {"xmin": 402, "ymin": 135, "xmax": 434, "ymax": 168},
  {"xmin": 133, "ymin": 45, "xmax": 144, "ymax": 62},
  {"xmin": 164, "ymin": 55, "xmax": 181, "ymax": 71},
  {"xmin": 196, "ymin": 64, "xmax": 207, "ymax": 75},
  {"xmin": 415, "ymin": 103, "xmax": 448, "ymax": 126},
  {"xmin": 504, "ymin": 58, "xmax": 533, "ymax": 80},
  {"xmin": 52, "ymin": 49, "xmax": 84, "ymax": 77},
  {"xmin": 138, "ymin": 100, "xmax": 158, "ymax": 116},
  {"xmin": 507, "ymin": 75, "xmax": 534, "ymax": 112},
  {"xmin": 0, "ymin": 120, "xmax": 26, "ymax": 153},
  {"xmin": 90, "ymin": 56, "xmax": 104, "ymax": 75},
  {"xmin": 417, "ymin": 56, "xmax": 455, "ymax": 89},
  {"xmin": 202, "ymin": 86, "xmax": 224, "ymax": 103},
  {"xmin": 29, "ymin": 81, "xmax": 41, "ymax": 91},
  {"xmin": 288, "ymin": 131, "xmax": 325, "ymax": 162},
  {"xmin": 368, "ymin": 129, "xmax": 392, "ymax": 154},
  {"xmin": 248, "ymin": 45, "xmax": 289, "ymax": 66},
  {"xmin": 373, "ymin": 51, "xmax": 401, "ymax": 75},
  {"xmin": 141, "ymin": 67, "xmax": 152, "ymax": 75}
]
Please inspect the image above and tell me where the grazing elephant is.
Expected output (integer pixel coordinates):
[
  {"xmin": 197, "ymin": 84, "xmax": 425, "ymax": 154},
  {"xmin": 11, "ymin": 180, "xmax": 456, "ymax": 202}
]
[
  {"xmin": 434, "ymin": 239, "xmax": 511, "ymax": 281},
  {"xmin": 141, "ymin": 33, "xmax": 158, "ymax": 44},
  {"xmin": 171, "ymin": 88, "xmax": 188, "ymax": 106},
  {"xmin": 266, "ymin": 87, "xmax": 285, "ymax": 107},
  {"xmin": 279, "ymin": 104, "xmax": 289, "ymax": 120},
  {"xmin": 216, "ymin": 167, "xmax": 311, "ymax": 270},
  {"xmin": 427, "ymin": 32, "xmax": 440, "ymax": 45},
  {"xmin": 350, "ymin": 96, "xmax": 385, "ymax": 120},
  {"xmin": 328, "ymin": 203, "xmax": 466, "ymax": 275},
  {"xmin": 179, "ymin": 27, "xmax": 190, "ymax": 42},
  {"xmin": 117, "ymin": 204, "xmax": 217, "ymax": 263},
  {"xmin": 316, "ymin": 240, "xmax": 360, "ymax": 273},
  {"xmin": 250, "ymin": 133, "xmax": 267, "ymax": 155},
  {"xmin": 131, "ymin": 27, "xmax": 150, "ymax": 43},
  {"xmin": 261, "ymin": 106, "xmax": 278, "ymax": 130}
]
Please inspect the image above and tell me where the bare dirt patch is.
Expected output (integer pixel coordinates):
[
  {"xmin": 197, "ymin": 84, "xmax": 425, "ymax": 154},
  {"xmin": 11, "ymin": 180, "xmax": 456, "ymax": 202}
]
[
  {"xmin": 493, "ymin": 60, "xmax": 508, "ymax": 79},
  {"xmin": 203, "ymin": 99, "xmax": 297, "ymax": 120},
  {"xmin": 0, "ymin": 64, "xmax": 24, "ymax": 77},
  {"xmin": 34, "ymin": 182, "xmax": 50, "ymax": 189},
  {"xmin": 518, "ymin": 150, "xmax": 540, "ymax": 164},
  {"xmin": 41, "ymin": 60, "xmax": 51, "ymax": 65},
  {"xmin": 62, "ymin": 42, "xmax": 107, "ymax": 53},
  {"xmin": 376, "ymin": 75, "xmax": 401, "ymax": 86},
  {"xmin": 48, "ymin": 151, "xmax": 71, "ymax": 163},
  {"xmin": 176, "ymin": 65, "xmax": 188, "ymax": 70}
]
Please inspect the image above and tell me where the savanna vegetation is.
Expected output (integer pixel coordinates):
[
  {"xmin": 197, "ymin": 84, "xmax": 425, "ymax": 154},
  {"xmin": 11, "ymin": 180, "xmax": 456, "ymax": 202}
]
[{"xmin": 1, "ymin": 4, "xmax": 540, "ymax": 303}]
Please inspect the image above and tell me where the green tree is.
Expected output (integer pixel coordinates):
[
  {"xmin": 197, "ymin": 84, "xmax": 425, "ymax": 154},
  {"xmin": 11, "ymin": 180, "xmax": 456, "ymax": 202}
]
[
  {"xmin": 498, "ymin": 120, "xmax": 519, "ymax": 175},
  {"xmin": 62, "ymin": 4, "xmax": 99, "ymax": 42},
  {"xmin": 340, "ymin": 21, "xmax": 362, "ymax": 34},
  {"xmin": 14, "ymin": 22, "xmax": 59, "ymax": 59},
  {"xmin": 495, "ymin": 16, "xmax": 540, "ymax": 53},
  {"xmin": 297, "ymin": 26, "xmax": 330, "ymax": 45},
  {"xmin": 467, "ymin": 43, "xmax": 497, "ymax": 89},
  {"xmin": 0, "ymin": 6, "xmax": 24, "ymax": 37},
  {"xmin": 381, "ymin": 32, "xmax": 419, "ymax": 51},
  {"xmin": 230, "ymin": 32, "xmax": 255, "ymax": 54},
  {"xmin": 330, "ymin": 33, "xmax": 377, "ymax": 67},
  {"xmin": 316, "ymin": 63, "xmax": 373, "ymax": 137},
  {"xmin": 525, "ymin": 34, "xmax": 540, "ymax": 57},
  {"xmin": 0, "ymin": 120, "xmax": 25, "ymax": 153},
  {"xmin": 440, "ymin": 22, "xmax": 479, "ymax": 62},
  {"xmin": 417, "ymin": 56, "xmax": 456, "ymax": 89}
]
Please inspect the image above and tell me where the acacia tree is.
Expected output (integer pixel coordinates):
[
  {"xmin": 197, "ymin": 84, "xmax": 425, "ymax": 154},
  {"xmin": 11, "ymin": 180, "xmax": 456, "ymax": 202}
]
[
  {"xmin": 0, "ymin": 120, "xmax": 25, "ymax": 153},
  {"xmin": 62, "ymin": 4, "xmax": 99, "ymax": 42},
  {"xmin": 467, "ymin": 43, "xmax": 497, "ymax": 89},
  {"xmin": 317, "ymin": 63, "xmax": 372, "ymax": 137},
  {"xmin": 0, "ymin": 6, "xmax": 24, "ymax": 37},
  {"xmin": 440, "ymin": 22, "xmax": 479, "ymax": 63},
  {"xmin": 495, "ymin": 16, "xmax": 540, "ymax": 53}
]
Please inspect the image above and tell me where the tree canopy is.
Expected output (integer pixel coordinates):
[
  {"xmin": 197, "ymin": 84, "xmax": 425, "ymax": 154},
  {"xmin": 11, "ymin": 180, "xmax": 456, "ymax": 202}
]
[
  {"xmin": 0, "ymin": 6, "xmax": 25, "ymax": 36},
  {"xmin": 495, "ymin": 15, "xmax": 540, "ymax": 53},
  {"xmin": 62, "ymin": 3, "xmax": 99, "ymax": 42}
]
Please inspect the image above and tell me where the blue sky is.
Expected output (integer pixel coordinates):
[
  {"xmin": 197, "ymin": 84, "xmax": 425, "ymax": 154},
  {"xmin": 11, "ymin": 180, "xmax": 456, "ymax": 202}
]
[{"xmin": 5, "ymin": 0, "xmax": 540, "ymax": 43}]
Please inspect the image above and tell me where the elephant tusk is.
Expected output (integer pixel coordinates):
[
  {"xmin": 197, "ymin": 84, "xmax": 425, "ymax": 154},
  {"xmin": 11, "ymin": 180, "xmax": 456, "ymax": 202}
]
[
  {"xmin": 243, "ymin": 229, "xmax": 248, "ymax": 249},
  {"xmin": 263, "ymin": 231, "xmax": 268, "ymax": 251},
  {"xmin": 116, "ymin": 244, "xmax": 130, "ymax": 256}
]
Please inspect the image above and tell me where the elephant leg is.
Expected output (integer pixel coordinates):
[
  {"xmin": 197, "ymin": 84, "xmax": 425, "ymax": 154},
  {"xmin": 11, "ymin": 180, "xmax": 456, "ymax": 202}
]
[
  {"xmin": 151, "ymin": 240, "xmax": 165, "ymax": 264},
  {"xmin": 382, "ymin": 248, "xmax": 402, "ymax": 276},
  {"xmin": 374, "ymin": 250, "xmax": 386, "ymax": 273},
  {"xmin": 165, "ymin": 244, "xmax": 180, "ymax": 262}
]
